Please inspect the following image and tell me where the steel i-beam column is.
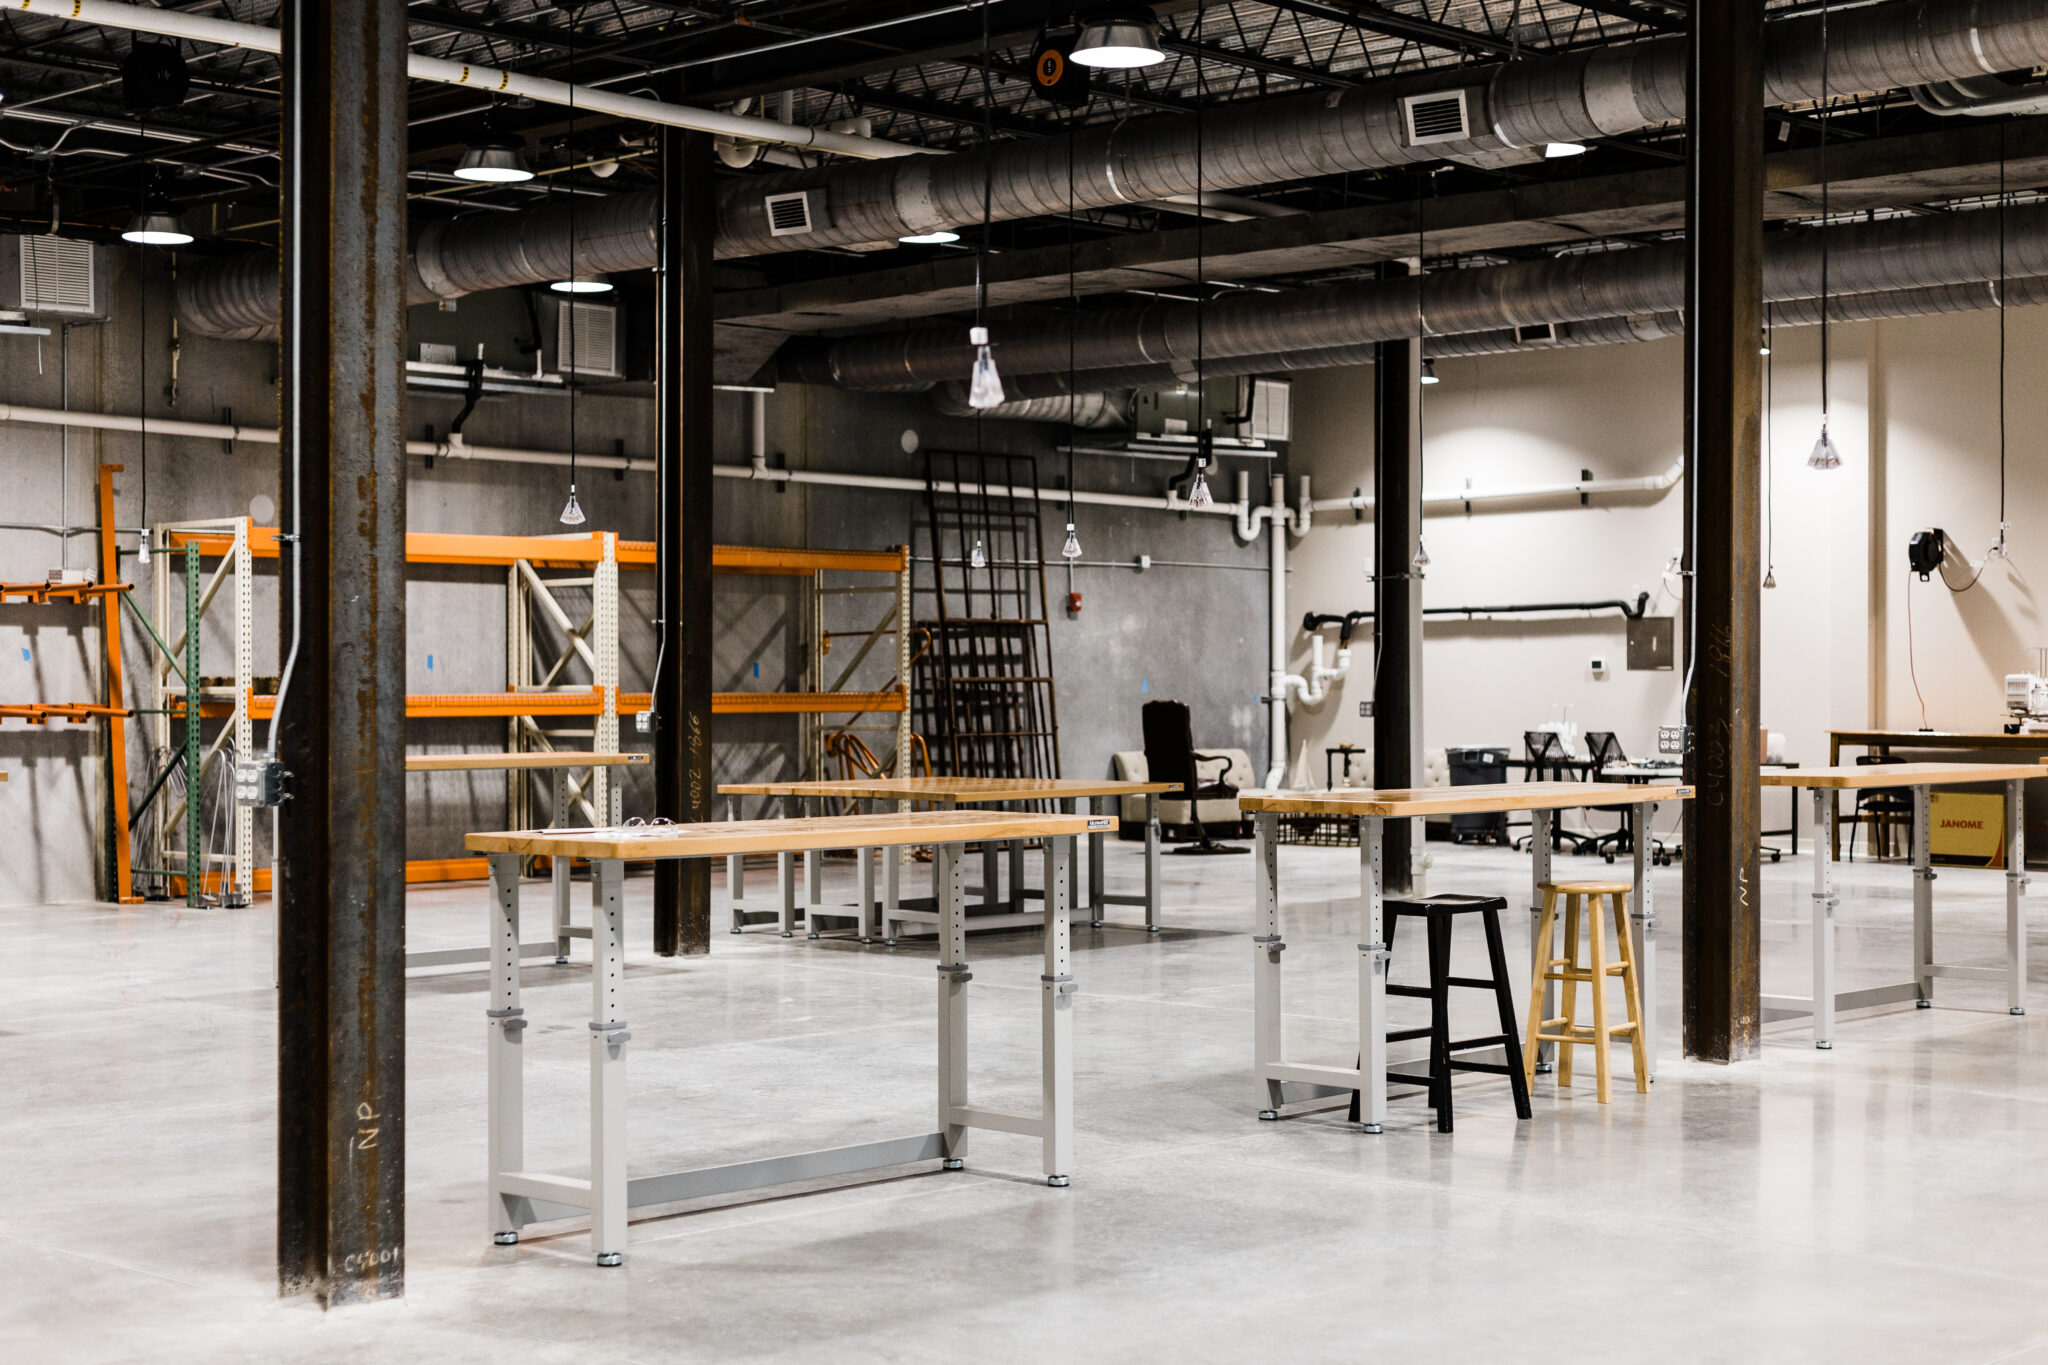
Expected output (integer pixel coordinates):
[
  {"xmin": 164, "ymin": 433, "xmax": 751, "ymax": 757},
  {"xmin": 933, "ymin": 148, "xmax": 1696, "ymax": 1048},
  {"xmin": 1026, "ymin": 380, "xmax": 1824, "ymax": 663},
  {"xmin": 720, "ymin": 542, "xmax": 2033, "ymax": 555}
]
[
  {"xmin": 1373, "ymin": 260, "xmax": 1422, "ymax": 895},
  {"xmin": 275, "ymin": 0, "xmax": 409, "ymax": 1304},
  {"xmin": 654, "ymin": 127, "xmax": 715, "ymax": 956},
  {"xmin": 1682, "ymin": 3, "xmax": 1766, "ymax": 1063}
]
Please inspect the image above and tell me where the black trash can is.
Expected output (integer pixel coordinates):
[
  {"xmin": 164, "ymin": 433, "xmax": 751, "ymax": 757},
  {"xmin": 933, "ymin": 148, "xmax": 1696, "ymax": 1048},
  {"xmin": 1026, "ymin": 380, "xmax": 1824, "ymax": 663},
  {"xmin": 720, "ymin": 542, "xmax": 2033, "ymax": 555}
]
[{"xmin": 1445, "ymin": 746, "xmax": 1509, "ymax": 844}]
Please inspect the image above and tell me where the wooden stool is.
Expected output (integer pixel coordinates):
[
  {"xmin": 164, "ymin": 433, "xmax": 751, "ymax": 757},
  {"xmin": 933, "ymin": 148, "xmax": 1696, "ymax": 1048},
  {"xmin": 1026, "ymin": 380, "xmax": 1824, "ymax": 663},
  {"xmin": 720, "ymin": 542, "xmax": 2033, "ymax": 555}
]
[{"xmin": 1522, "ymin": 880, "xmax": 1648, "ymax": 1103}]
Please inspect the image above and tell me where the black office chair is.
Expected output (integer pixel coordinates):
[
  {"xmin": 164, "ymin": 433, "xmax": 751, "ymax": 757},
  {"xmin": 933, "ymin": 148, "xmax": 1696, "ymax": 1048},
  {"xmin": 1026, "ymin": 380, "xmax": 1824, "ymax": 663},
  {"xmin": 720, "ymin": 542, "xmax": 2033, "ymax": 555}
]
[
  {"xmin": 1141, "ymin": 699, "xmax": 1249, "ymax": 856},
  {"xmin": 1515, "ymin": 731, "xmax": 1596, "ymax": 855},
  {"xmin": 1850, "ymin": 754, "xmax": 1913, "ymax": 862}
]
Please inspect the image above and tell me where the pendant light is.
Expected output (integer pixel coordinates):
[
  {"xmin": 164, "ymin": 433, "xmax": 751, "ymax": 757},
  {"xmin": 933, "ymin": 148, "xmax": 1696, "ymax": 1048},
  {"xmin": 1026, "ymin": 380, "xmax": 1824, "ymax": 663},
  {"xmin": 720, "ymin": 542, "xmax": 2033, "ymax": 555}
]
[
  {"xmin": 1061, "ymin": 123, "xmax": 1083, "ymax": 563},
  {"xmin": 899, "ymin": 229, "xmax": 961, "ymax": 245},
  {"xmin": 1187, "ymin": 454, "xmax": 1213, "ymax": 508},
  {"xmin": 1542, "ymin": 142, "xmax": 1588, "ymax": 159},
  {"xmin": 550, "ymin": 277, "xmax": 612, "ymax": 295},
  {"xmin": 453, "ymin": 135, "xmax": 534, "ymax": 184},
  {"xmin": 1061, "ymin": 524, "xmax": 1083, "ymax": 559},
  {"xmin": 970, "ymin": 538, "xmax": 987, "ymax": 569},
  {"xmin": 122, "ymin": 197, "xmax": 192, "ymax": 246},
  {"xmin": 1808, "ymin": 1, "xmax": 1842, "ymax": 472},
  {"xmin": 1420, "ymin": 357, "xmax": 1440, "ymax": 385},
  {"xmin": 1185, "ymin": 16, "xmax": 1211, "ymax": 513},
  {"xmin": 1071, "ymin": 5, "xmax": 1165, "ymax": 69},
  {"xmin": 1763, "ymin": 305, "xmax": 1778, "ymax": 589},
  {"xmin": 967, "ymin": 325, "xmax": 1004, "ymax": 408}
]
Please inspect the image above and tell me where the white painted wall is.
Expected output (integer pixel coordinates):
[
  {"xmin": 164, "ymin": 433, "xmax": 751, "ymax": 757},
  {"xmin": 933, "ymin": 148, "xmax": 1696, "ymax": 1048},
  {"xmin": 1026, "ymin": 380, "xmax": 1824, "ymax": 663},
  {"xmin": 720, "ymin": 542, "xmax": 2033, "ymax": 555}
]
[{"xmin": 1283, "ymin": 316, "xmax": 1918, "ymax": 819}]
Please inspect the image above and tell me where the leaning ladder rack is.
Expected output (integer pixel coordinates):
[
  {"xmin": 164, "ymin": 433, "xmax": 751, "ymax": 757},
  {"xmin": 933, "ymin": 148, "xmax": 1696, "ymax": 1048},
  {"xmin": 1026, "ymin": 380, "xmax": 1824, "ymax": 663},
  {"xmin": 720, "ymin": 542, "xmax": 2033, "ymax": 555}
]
[{"xmin": 915, "ymin": 449, "xmax": 1062, "ymax": 785}]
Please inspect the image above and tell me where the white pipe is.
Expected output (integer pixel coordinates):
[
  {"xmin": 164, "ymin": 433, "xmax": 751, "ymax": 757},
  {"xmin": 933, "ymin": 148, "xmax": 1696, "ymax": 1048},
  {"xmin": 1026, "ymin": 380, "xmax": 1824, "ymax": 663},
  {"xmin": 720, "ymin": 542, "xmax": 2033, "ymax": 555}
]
[
  {"xmin": 1266, "ymin": 473, "xmax": 1289, "ymax": 788},
  {"xmin": 18, "ymin": 0, "xmax": 922, "ymax": 161},
  {"xmin": 0, "ymin": 401, "xmax": 1259, "ymax": 521},
  {"xmin": 1312, "ymin": 454, "xmax": 1686, "ymax": 518}
]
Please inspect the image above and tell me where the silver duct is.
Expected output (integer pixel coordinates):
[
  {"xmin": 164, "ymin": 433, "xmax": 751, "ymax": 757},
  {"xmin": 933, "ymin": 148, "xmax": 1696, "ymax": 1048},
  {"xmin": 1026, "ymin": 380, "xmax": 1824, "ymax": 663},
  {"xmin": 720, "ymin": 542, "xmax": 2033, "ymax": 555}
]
[
  {"xmin": 927, "ymin": 386, "xmax": 1133, "ymax": 426},
  {"xmin": 787, "ymin": 199, "xmax": 2048, "ymax": 388},
  {"xmin": 718, "ymin": 0, "xmax": 2048, "ymax": 256},
  {"xmin": 175, "ymin": 0, "xmax": 2048, "ymax": 340}
]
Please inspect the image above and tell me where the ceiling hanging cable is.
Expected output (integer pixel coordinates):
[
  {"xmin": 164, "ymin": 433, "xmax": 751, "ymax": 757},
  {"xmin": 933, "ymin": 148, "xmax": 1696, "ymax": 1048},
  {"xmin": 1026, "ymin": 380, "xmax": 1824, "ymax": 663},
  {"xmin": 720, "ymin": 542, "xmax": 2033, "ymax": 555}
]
[
  {"xmin": 1061, "ymin": 124, "xmax": 1081, "ymax": 563},
  {"xmin": 1764, "ymin": 304, "xmax": 1777, "ymax": 589},
  {"xmin": 1995, "ymin": 122, "xmax": 2010, "ymax": 561},
  {"xmin": 559, "ymin": 75, "xmax": 586, "ymax": 525},
  {"xmin": 134, "ymin": 140, "xmax": 150, "ymax": 568},
  {"xmin": 1809, "ymin": 0, "xmax": 1843, "ymax": 471},
  {"xmin": 1186, "ymin": 10, "xmax": 1213, "ymax": 511},
  {"xmin": 965, "ymin": 0, "xmax": 1003, "ymax": 416},
  {"xmin": 1413, "ymin": 172, "xmax": 1430, "ymax": 571}
]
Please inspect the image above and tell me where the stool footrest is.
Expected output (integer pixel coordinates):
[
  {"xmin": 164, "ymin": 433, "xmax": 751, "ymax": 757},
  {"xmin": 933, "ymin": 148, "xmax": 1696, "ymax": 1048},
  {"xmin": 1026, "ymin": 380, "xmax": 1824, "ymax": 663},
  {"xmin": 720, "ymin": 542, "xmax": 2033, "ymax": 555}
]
[
  {"xmin": 1386, "ymin": 984, "xmax": 1433, "ymax": 1000},
  {"xmin": 1445, "ymin": 975, "xmax": 1505, "ymax": 991},
  {"xmin": 1448, "ymin": 1060, "xmax": 1517, "ymax": 1077},
  {"xmin": 1386, "ymin": 1070, "xmax": 1437, "ymax": 1089},
  {"xmin": 1387, "ymin": 1026, "xmax": 1434, "ymax": 1044}
]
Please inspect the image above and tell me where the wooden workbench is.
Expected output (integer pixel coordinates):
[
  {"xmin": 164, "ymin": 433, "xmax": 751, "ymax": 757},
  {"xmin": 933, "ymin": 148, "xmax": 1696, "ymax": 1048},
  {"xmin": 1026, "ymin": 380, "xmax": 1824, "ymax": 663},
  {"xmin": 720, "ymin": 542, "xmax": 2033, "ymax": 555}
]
[
  {"xmin": 468, "ymin": 807, "xmax": 1113, "ymax": 1266},
  {"xmin": 1239, "ymin": 782, "xmax": 1692, "ymax": 1132},
  {"xmin": 1828, "ymin": 731, "xmax": 2048, "ymax": 861},
  {"xmin": 718, "ymin": 776, "xmax": 1183, "ymax": 937},
  {"xmin": 1760, "ymin": 763, "xmax": 2039, "ymax": 1047}
]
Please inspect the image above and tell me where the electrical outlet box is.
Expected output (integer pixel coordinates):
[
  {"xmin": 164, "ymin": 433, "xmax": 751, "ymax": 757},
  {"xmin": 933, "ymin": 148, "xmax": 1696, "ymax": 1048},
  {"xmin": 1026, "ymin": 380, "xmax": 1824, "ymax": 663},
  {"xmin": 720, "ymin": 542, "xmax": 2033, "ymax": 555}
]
[
  {"xmin": 1658, "ymin": 725, "xmax": 1688, "ymax": 757},
  {"xmin": 1359, "ymin": 701, "xmax": 1374, "ymax": 718},
  {"xmin": 635, "ymin": 710, "xmax": 654, "ymax": 734},
  {"xmin": 234, "ymin": 758, "xmax": 291, "ymax": 808}
]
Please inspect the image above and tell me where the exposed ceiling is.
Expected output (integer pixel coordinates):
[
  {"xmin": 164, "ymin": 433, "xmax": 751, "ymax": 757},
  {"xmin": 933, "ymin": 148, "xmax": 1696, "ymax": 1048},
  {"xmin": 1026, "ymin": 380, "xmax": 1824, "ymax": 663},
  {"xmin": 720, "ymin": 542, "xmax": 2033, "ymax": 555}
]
[{"xmin": 0, "ymin": 0, "xmax": 2034, "ymax": 373}]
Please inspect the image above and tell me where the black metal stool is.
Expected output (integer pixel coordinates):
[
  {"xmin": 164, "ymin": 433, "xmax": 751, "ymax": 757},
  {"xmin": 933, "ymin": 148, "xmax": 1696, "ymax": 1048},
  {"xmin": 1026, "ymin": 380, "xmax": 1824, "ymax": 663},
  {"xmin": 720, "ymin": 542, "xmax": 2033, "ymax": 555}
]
[{"xmin": 1350, "ymin": 893, "xmax": 1534, "ymax": 1133}]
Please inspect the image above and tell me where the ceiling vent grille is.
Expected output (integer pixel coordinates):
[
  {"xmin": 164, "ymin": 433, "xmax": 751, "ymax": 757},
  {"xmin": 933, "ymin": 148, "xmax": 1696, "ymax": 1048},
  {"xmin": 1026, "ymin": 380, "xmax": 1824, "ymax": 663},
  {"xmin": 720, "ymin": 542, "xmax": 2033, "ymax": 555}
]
[
  {"xmin": 558, "ymin": 300, "xmax": 619, "ymax": 377},
  {"xmin": 18, "ymin": 236, "xmax": 96, "ymax": 314},
  {"xmin": 1515, "ymin": 322, "xmax": 1560, "ymax": 346},
  {"xmin": 1401, "ymin": 90, "xmax": 1472, "ymax": 146},
  {"xmin": 764, "ymin": 189, "xmax": 823, "ymax": 237}
]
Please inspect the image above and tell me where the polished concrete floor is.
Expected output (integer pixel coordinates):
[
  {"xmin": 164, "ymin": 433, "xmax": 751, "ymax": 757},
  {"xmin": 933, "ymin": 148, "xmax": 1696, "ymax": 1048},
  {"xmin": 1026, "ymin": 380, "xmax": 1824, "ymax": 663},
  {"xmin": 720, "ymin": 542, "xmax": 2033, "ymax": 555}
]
[{"xmin": 7, "ymin": 826, "xmax": 2048, "ymax": 1363}]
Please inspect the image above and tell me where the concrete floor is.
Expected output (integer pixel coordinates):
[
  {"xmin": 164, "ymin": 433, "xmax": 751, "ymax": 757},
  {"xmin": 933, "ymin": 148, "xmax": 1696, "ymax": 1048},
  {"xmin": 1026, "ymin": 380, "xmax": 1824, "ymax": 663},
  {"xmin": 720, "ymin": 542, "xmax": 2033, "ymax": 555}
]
[{"xmin": 7, "ymin": 827, "xmax": 2048, "ymax": 1364}]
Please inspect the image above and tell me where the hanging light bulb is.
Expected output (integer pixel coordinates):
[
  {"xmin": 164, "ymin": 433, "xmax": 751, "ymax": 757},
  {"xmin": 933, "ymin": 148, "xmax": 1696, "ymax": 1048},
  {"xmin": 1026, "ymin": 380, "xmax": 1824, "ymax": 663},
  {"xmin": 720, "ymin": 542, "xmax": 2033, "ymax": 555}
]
[
  {"xmin": 969, "ymin": 538, "xmax": 987, "ymax": 570},
  {"xmin": 1061, "ymin": 523, "xmax": 1083, "ymax": 560},
  {"xmin": 1413, "ymin": 539, "xmax": 1430, "ymax": 570},
  {"xmin": 136, "ymin": 530, "xmax": 150, "ymax": 568},
  {"xmin": 967, "ymin": 325, "xmax": 1004, "ymax": 409},
  {"xmin": 1763, "ymin": 566, "xmax": 1778, "ymax": 589},
  {"xmin": 559, "ymin": 484, "xmax": 586, "ymax": 526},
  {"xmin": 1187, "ymin": 460, "xmax": 1213, "ymax": 509},
  {"xmin": 1807, "ymin": 422, "xmax": 1843, "ymax": 471},
  {"xmin": 1420, "ymin": 358, "xmax": 1441, "ymax": 386}
]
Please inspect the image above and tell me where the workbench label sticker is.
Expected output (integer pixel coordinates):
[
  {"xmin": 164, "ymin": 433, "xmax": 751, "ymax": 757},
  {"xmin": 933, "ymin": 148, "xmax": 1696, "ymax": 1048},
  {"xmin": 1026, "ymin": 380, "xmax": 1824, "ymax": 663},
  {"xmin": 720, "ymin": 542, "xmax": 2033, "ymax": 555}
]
[{"xmin": 1088, "ymin": 818, "xmax": 1113, "ymax": 830}]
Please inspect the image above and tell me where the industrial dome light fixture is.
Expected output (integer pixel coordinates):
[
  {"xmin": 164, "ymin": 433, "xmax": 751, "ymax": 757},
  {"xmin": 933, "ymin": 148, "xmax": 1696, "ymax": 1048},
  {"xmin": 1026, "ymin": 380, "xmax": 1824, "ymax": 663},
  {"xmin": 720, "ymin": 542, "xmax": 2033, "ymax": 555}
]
[
  {"xmin": 1543, "ymin": 141, "xmax": 1589, "ymax": 158},
  {"xmin": 1071, "ymin": 5, "xmax": 1166, "ymax": 68},
  {"xmin": 453, "ymin": 134, "xmax": 534, "ymax": 183},
  {"xmin": 550, "ymin": 276, "xmax": 613, "ymax": 294},
  {"xmin": 899, "ymin": 229, "xmax": 962, "ymax": 245},
  {"xmin": 122, "ymin": 198, "xmax": 193, "ymax": 246},
  {"xmin": 1420, "ymin": 357, "xmax": 1441, "ymax": 385}
]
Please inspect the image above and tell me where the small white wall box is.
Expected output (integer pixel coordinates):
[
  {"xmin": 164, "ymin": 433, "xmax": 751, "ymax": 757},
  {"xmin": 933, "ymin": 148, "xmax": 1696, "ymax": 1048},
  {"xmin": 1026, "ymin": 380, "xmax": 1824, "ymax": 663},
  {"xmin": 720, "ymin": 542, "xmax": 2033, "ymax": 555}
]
[
  {"xmin": 46, "ymin": 568, "xmax": 92, "ymax": 587},
  {"xmin": 1589, "ymin": 656, "xmax": 1608, "ymax": 675}
]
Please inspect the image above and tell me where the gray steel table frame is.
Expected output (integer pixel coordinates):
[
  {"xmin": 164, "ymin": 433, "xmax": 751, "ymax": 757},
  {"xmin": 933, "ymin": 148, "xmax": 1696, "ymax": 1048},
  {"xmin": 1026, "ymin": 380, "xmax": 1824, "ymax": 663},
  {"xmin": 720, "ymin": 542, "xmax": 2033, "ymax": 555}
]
[
  {"xmin": 1250, "ymin": 797, "xmax": 1661, "ymax": 1133},
  {"xmin": 726, "ymin": 789, "xmax": 1166, "ymax": 938},
  {"xmin": 484, "ymin": 834, "xmax": 1079, "ymax": 1267},
  {"xmin": 404, "ymin": 767, "xmax": 625, "ymax": 972},
  {"xmin": 1760, "ymin": 780, "xmax": 2029, "ymax": 1046}
]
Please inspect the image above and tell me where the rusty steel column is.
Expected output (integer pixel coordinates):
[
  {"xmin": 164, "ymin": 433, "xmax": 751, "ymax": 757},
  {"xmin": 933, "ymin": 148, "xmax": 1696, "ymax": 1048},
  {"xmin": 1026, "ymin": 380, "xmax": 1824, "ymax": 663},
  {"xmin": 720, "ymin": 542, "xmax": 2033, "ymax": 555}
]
[
  {"xmin": 1682, "ymin": 3, "xmax": 1766, "ymax": 1063},
  {"xmin": 275, "ymin": 0, "xmax": 409, "ymax": 1302},
  {"xmin": 653, "ymin": 127, "xmax": 715, "ymax": 955},
  {"xmin": 1373, "ymin": 259, "xmax": 1421, "ymax": 896}
]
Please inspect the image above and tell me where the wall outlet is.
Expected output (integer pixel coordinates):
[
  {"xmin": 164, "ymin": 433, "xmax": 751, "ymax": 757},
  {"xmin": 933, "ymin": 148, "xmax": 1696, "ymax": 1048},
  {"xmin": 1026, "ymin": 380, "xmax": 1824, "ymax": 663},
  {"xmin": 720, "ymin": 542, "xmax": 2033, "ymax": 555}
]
[
  {"xmin": 1359, "ymin": 701, "xmax": 1374, "ymax": 718},
  {"xmin": 1589, "ymin": 656, "xmax": 1608, "ymax": 675},
  {"xmin": 635, "ymin": 709, "xmax": 654, "ymax": 734}
]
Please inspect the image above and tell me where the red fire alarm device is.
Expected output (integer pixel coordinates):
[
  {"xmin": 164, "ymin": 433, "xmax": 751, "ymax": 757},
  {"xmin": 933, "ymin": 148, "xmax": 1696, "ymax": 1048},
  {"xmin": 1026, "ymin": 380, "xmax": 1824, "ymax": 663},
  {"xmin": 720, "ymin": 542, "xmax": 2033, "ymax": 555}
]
[{"xmin": 1066, "ymin": 591, "xmax": 1083, "ymax": 615}]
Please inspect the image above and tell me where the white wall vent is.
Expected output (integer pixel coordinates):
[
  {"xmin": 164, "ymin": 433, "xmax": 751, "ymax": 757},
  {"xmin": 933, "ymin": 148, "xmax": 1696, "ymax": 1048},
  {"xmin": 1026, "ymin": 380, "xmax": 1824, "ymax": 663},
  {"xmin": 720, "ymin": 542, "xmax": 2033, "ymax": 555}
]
[
  {"xmin": 18, "ymin": 236, "xmax": 97, "ymax": 315},
  {"xmin": 1515, "ymin": 322, "xmax": 1560, "ymax": 346},
  {"xmin": 1401, "ymin": 90, "xmax": 1473, "ymax": 146},
  {"xmin": 418, "ymin": 341, "xmax": 459, "ymax": 366},
  {"xmin": 558, "ymin": 300, "xmax": 620, "ymax": 377},
  {"xmin": 1247, "ymin": 376, "xmax": 1292, "ymax": 444},
  {"xmin": 764, "ymin": 189, "xmax": 827, "ymax": 237}
]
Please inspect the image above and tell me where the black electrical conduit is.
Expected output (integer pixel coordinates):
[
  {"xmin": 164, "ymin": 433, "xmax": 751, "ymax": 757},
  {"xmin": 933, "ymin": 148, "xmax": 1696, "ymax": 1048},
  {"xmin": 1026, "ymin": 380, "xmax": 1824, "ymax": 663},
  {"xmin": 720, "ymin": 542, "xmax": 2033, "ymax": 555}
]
[{"xmin": 1303, "ymin": 592, "xmax": 1652, "ymax": 643}]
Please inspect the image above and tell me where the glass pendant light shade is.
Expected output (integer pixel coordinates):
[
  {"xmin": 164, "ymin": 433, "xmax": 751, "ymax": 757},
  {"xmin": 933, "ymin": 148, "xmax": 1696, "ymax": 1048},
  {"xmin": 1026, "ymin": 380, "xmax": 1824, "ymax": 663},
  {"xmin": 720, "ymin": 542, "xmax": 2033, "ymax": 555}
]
[
  {"xmin": 1187, "ymin": 462, "xmax": 1213, "ymax": 509},
  {"xmin": 1413, "ymin": 539, "xmax": 1430, "ymax": 569},
  {"xmin": 559, "ymin": 484, "xmax": 586, "ymax": 526},
  {"xmin": 1763, "ymin": 567, "xmax": 1778, "ymax": 590},
  {"xmin": 1072, "ymin": 6, "xmax": 1166, "ymax": 68},
  {"xmin": 1061, "ymin": 524, "xmax": 1082, "ymax": 560},
  {"xmin": 1419, "ymin": 358, "xmax": 1440, "ymax": 385},
  {"xmin": 453, "ymin": 136, "xmax": 534, "ymax": 183},
  {"xmin": 1807, "ymin": 424, "xmax": 1843, "ymax": 471},
  {"xmin": 969, "ymin": 538, "xmax": 987, "ymax": 570},
  {"xmin": 122, "ymin": 200, "xmax": 193, "ymax": 246},
  {"xmin": 967, "ymin": 325, "xmax": 1005, "ymax": 409},
  {"xmin": 136, "ymin": 531, "xmax": 151, "ymax": 567}
]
